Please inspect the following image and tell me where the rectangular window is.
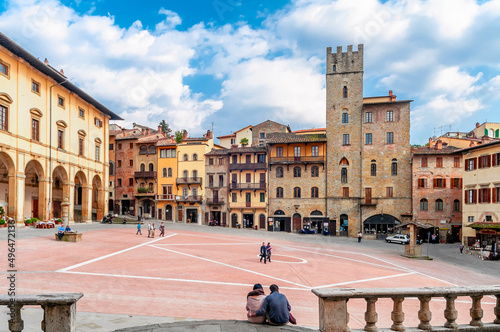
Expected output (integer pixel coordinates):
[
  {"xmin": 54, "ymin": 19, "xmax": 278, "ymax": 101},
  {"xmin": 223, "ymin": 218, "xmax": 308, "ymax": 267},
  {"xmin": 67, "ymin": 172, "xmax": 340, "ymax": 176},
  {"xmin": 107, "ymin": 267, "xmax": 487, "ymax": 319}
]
[
  {"xmin": 160, "ymin": 149, "xmax": 167, "ymax": 158},
  {"xmin": 386, "ymin": 110, "xmax": 394, "ymax": 122},
  {"xmin": 451, "ymin": 178, "xmax": 462, "ymax": 189},
  {"xmin": 365, "ymin": 133, "xmax": 372, "ymax": 145},
  {"xmin": 465, "ymin": 189, "xmax": 477, "ymax": 204},
  {"xmin": 495, "ymin": 187, "xmax": 500, "ymax": 203},
  {"xmin": 436, "ymin": 157, "xmax": 443, "ymax": 168},
  {"xmin": 365, "ymin": 112, "xmax": 372, "ymax": 123},
  {"xmin": 245, "ymin": 155, "xmax": 251, "ymax": 163},
  {"xmin": 468, "ymin": 216, "xmax": 474, "ymax": 223},
  {"xmin": 259, "ymin": 132, "xmax": 265, "ymax": 139},
  {"xmin": 465, "ymin": 158, "xmax": 477, "ymax": 171},
  {"xmin": 493, "ymin": 153, "xmax": 500, "ymax": 166},
  {"xmin": 129, "ymin": 160, "xmax": 133, "ymax": 166},
  {"xmin": 117, "ymin": 143, "xmax": 122, "ymax": 150},
  {"xmin": 260, "ymin": 193, "xmax": 265, "ymax": 202},
  {"xmin": 294, "ymin": 146, "xmax": 301, "ymax": 156},
  {"xmin": 386, "ymin": 132, "xmax": 394, "ymax": 144},
  {"xmin": 109, "ymin": 143, "xmax": 114, "ymax": 151},
  {"xmin": 117, "ymin": 178, "xmax": 122, "ymax": 186},
  {"xmin": 257, "ymin": 154, "xmax": 266, "ymax": 163},
  {"xmin": 95, "ymin": 145, "xmax": 100, "ymax": 161},
  {"xmin": 342, "ymin": 187, "xmax": 349, "ymax": 198},
  {"xmin": 311, "ymin": 146, "xmax": 319, "ymax": 157},
  {"xmin": 79, "ymin": 138, "xmax": 84, "ymax": 156},
  {"xmin": 208, "ymin": 158, "xmax": 214, "ymax": 165},
  {"xmin": 218, "ymin": 157, "xmax": 224, "ymax": 165},
  {"xmin": 421, "ymin": 157, "xmax": 428, "ymax": 167},
  {"xmin": 418, "ymin": 178, "xmax": 427, "ymax": 188},
  {"xmin": 94, "ymin": 117, "xmax": 103, "ymax": 128},
  {"xmin": 0, "ymin": 60, "xmax": 9, "ymax": 78},
  {"xmin": 0, "ymin": 105, "xmax": 8, "ymax": 131},
  {"xmin": 32, "ymin": 119, "xmax": 40, "ymax": 141},
  {"xmin": 453, "ymin": 157, "xmax": 460, "ymax": 168},
  {"xmin": 58, "ymin": 95, "xmax": 65, "ymax": 108},
  {"xmin": 386, "ymin": 187, "xmax": 393, "ymax": 198},
  {"xmin": 129, "ymin": 143, "xmax": 133, "ymax": 149},
  {"xmin": 219, "ymin": 175, "xmax": 224, "ymax": 187},
  {"xmin": 479, "ymin": 188, "xmax": 491, "ymax": 204},
  {"xmin": 342, "ymin": 113, "xmax": 348, "ymax": 123},
  {"xmin": 343, "ymin": 134, "xmax": 350, "ymax": 145},
  {"xmin": 129, "ymin": 178, "xmax": 133, "ymax": 186},
  {"xmin": 230, "ymin": 138, "xmax": 235, "ymax": 144},
  {"xmin": 434, "ymin": 178, "xmax": 446, "ymax": 188},
  {"xmin": 276, "ymin": 147, "xmax": 283, "ymax": 158},
  {"xmin": 57, "ymin": 130, "xmax": 64, "ymax": 149},
  {"xmin": 479, "ymin": 155, "xmax": 491, "ymax": 168},
  {"xmin": 232, "ymin": 193, "xmax": 237, "ymax": 202},
  {"xmin": 31, "ymin": 80, "xmax": 40, "ymax": 95},
  {"xmin": 246, "ymin": 173, "xmax": 251, "ymax": 183},
  {"xmin": 79, "ymin": 108, "xmax": 85, "ymax": 119}
]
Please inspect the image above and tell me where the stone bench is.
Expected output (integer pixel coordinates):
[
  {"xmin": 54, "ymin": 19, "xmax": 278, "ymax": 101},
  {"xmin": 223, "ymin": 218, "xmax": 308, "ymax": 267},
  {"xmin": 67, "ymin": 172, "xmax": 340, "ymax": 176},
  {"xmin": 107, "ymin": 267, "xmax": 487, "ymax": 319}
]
[{"xmin": 54, "ymin": 232, "xmax": 82, "ymax": 242}]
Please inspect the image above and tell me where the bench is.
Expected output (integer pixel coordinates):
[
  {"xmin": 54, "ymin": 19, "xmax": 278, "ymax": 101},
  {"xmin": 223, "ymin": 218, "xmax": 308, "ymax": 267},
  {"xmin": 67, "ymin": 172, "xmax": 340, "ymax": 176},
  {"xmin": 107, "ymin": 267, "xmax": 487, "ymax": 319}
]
[{"xmin": 55, "ymin": 232, "xmax": 82, "ymax": 242}]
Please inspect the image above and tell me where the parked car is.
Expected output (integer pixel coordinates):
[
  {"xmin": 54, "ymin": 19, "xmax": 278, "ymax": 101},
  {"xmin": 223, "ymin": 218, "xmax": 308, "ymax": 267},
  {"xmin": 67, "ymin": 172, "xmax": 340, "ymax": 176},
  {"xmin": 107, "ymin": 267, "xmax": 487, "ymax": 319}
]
[{"xmin": 385, "ymin": 234, "xmax": 410, "ymax": 244}]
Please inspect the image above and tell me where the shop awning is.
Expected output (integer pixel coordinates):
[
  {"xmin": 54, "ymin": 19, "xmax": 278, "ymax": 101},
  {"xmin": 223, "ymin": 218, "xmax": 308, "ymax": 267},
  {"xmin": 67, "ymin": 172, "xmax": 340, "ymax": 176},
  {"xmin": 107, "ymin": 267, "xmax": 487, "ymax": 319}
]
[{"xmin": 467, "ymin": 222, "xmax": 500, "ymax": 230}]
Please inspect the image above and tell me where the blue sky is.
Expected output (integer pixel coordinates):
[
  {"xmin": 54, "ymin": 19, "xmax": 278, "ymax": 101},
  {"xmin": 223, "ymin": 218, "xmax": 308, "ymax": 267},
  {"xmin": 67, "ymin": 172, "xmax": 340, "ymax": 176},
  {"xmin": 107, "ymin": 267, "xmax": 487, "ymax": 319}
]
[{"xmin": 1, "ymin": 0, "xmax": 500, "ymax": 144}]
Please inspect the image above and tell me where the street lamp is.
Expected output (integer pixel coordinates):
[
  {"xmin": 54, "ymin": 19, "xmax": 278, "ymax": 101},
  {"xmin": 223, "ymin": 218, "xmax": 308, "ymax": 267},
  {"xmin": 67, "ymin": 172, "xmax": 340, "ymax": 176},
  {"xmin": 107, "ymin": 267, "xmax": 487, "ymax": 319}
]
[{"xmin": 47, "ymin": 79, "xmax": 68, "ymax": 222}]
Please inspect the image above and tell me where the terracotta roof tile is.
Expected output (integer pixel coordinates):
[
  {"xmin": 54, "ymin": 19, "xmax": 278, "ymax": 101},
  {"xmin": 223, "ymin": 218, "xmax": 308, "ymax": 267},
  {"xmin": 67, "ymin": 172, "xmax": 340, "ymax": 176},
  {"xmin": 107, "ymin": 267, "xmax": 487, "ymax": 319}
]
[{"xmin": 267, "ymin": 133, "xmax": 327, "ymax": 144}]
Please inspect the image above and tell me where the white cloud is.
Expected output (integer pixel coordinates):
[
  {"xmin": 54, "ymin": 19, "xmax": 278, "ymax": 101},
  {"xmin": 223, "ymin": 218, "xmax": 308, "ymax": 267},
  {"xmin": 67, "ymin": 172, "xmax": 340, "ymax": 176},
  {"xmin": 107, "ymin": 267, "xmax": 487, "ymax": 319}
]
[{"xmin": 155, "ymin": 8, "xmax": 182, "ymax": 31}]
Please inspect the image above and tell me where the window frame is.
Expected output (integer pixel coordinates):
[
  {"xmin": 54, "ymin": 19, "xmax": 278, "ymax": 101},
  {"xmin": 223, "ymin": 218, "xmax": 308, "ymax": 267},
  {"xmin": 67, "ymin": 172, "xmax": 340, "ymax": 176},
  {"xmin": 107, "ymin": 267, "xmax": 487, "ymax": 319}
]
[
  {"xmin": 293, "ymin": 187, "xmax": 301, "ymax": 198},
  {"xmin": 343, "ymin": 134, "xmax": 350, "ymax": 145},
  {"xmin": 31, "ymin": 79, "xmax": 41, "ymax": 95},
  {"xmin": 311, "ymin": 166, "xmax": 319, "ymax": 177},
  {"xmin": 0, "ymin": 59, "xmax": 10, "ymax": 78},
  {"xmin": 420, "ymin": 198, "xmax": 428, "ymax": 211},
  {"xmin": 276, "ymin": 167, "xmax": 283, "ymax": 178},
  {"xmin": 365, "ymin": 112, "xmax": 372, "ymax": 123},
  {"xmin": 387, "ymin": 132, "xmax": 394, "ymax": 144},
  {"xmin": 365, "ymin": 133, "xmax": 372, "ymax": 145},
  {"xmin": 311, "ymin": 187, "xmax": 319, "ymax": 198},
  {"xmin": 0, "ymin": 104, "xmax": 8, "ymax": 131},
  {"xmin": 31, "ymin": 118, "xmax": 40, "ymax": 141},
  {"xmin": 57, "ymin": 95, "xmax": 65, "ymax": 109},
  {"xmin": 386, "ymin": 110, "xmax": 394, "ymax": 122},
  {"xmin": 57, "ymin": 129, "xmax": 64, "ymax": 150},
  {"xmin": 276, "ymin": 187, "xmax": 283, "ymax": 198},
  {"xmin": 342, "ymin": 112, "xmax": 348, "ymax": 123}
]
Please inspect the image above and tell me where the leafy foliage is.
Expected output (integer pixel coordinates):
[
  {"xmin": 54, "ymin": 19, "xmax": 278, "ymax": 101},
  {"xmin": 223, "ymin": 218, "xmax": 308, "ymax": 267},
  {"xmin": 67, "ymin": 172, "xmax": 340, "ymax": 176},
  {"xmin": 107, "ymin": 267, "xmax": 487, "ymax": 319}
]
[{"xmin": 159, "ymin": 120, "xmax": 172, "ymax": 136}]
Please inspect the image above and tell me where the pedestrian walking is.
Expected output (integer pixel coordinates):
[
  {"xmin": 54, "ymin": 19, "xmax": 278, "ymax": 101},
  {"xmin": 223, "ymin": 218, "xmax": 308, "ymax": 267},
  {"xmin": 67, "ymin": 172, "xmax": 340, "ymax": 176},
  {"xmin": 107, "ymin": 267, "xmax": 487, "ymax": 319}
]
[
  {"xmin": 136, "ymin": 222, "xmax": 142, "ymax": 235},
  {"xmin": 431, "ymin": 233, "xmax": 436, "ymax": 244},
  {"xmin": 159, "ymin": 222, "xmax": 165, "ymax": 237},
  {"xmin": 459, "ymin": 243, "xmax": 464, "ymax": 255},
  {"xmin": 266, "ymin": 242, "xmax": 272, "ymax": 263},
  {"xmin": 151, "ymin": 223, "xmax": 156, "ymax": 238},
  {"xmin": 260, "ymin": 242, "xmax": 267, "ymax": 264},
  {"xmin": 357, "ymin": 231, "xmax": 362, "ymax": 243},
  {"xmin": 148, "ymin": 223, "xmax": 152, "ymax": 238}
]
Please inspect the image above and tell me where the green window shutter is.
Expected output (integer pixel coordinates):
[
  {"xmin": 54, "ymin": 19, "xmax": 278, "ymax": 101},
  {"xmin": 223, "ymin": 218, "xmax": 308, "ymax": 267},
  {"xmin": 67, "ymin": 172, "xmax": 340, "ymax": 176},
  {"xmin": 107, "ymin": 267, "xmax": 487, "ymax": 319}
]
[
  {"xmin": 485, "ymin": 128, "xmax": 488, "ymax": 136},
  {"xmin": 496, "ymin": 129, "xmax": 499, "ymax": 138}
]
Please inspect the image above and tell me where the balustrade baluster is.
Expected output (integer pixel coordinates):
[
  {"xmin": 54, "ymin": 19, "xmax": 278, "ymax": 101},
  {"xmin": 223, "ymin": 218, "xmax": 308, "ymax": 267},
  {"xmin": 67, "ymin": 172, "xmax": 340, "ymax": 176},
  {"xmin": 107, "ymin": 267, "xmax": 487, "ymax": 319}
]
[
  {"xmin": 390, "ymin": 297, "xmax": 405, "ymax": 331},
  {"xmin": 364, "ymin": 297, "xmax": 378, "ymax": 332},
  {"xmin": 469, "ymin": 295, "xmax": 484, "ymax": 327},
  {"xmin": 8, "ymin": 303, "xmax": 24, "ymax": 332},
  {"xmin": 442, "ymin": 295, "xmax": 458, "ymax": 328},
  {"xmin": 495, "ymin": 295, "xmax": 500, "ymax": 324},
  {"xmin": 417, "ymin": 296, "xmax": 432, "ymax": 330}
]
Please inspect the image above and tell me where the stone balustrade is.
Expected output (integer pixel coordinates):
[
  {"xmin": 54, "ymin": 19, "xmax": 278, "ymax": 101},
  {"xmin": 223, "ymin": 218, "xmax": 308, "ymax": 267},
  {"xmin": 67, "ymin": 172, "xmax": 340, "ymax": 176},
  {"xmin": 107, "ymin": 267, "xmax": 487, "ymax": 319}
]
[
  {"xmin": 0, "ymin": 293, "xmax": 83, "ymax": 332},
  {"xmin": 312, "ymin": 286, "xmax": 500, "ymax": 332}
]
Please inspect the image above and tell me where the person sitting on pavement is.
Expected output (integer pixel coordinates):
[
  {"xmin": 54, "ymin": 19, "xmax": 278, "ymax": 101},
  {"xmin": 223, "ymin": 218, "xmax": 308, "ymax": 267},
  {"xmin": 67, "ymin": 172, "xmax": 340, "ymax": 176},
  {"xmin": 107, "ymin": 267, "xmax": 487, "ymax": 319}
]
[
  {"xmin": 248, "ymin": 284, "xmax": 290, "ymax": 325},
  {"xmin": 57, "ymin": 224, "xmax": 65, "ymax": 240},
  {"xmin": 246, "ymin": 283, "xmax": 266, "ymax": 323}
]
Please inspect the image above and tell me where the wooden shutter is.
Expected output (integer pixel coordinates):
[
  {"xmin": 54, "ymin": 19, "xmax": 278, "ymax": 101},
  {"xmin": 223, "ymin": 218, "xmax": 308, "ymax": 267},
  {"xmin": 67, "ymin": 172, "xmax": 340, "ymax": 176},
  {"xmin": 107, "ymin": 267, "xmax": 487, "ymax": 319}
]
[
  {"xmin": 487, "ymin": 155, "xmax": 491, "ymax": 167},
  {"xmin": 493, "ymin": 188, "xmax": 497, "ymax": 203},
  {"xmin": 473, "ymin": 158, "xmax": 477, "ymax": 170},
  {"xmin": 433, "ymin": 178, "xmax": 437, "ymax": 188},
  {"xmin": 496, "ymin": 129, "xmax": 499, "ymax": 138},
  {"xmin": 472, "ymin": 190, "xmax": 477, "ymax": 204},
  {"xmin": 493, "ymin": 154, "xmax": 497, "ymax": 167},
  {"xmin": 443, "ymin": 179, "xmax": 446, "ymax": 188},
  {"xmin": 487, "ymin": 188, "xmax": 491, "ymax": 203},
  {"xmin": 459, "ymin": 178, "xmax": 462, "ymax": 189},
  {"xmin": 465, "ymin": 159, "xmax": 469, "ymax": 171}
]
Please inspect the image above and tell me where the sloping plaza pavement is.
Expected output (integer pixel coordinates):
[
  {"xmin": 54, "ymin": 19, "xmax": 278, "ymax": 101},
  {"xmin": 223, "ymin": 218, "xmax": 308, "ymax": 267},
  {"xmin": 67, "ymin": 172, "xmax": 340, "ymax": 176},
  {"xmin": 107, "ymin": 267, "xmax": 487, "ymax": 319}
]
[{"xmin": 1, "ymin": 221, "xmax": 499, "ymax": 331}]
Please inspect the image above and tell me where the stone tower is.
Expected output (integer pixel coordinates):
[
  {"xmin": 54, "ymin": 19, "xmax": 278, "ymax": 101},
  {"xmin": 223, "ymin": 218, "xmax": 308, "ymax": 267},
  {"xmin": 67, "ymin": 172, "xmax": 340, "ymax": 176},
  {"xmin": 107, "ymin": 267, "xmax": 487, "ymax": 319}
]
[
  {"xmin": 326, "ymin": 45, "xmax": 364, "ymax": 237},
  {"xmin": 326, "ymin": 44, "xmax": 412, "ymax": 238}
]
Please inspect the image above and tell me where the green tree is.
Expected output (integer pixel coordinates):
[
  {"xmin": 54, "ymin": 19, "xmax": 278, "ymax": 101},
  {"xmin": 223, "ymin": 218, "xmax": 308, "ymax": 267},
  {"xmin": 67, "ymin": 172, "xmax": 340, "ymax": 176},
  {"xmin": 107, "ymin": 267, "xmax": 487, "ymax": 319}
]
[
  {"xmin": 174, "ymin": 130, "xmax": 185, "ymax": 143},
  {"xmin": 240, "ymin": 137, "xmax": 249, "ymax": 146},
  {"xmin": 159, "ymin": 120, "xmax": 172, "ymax": 136}
]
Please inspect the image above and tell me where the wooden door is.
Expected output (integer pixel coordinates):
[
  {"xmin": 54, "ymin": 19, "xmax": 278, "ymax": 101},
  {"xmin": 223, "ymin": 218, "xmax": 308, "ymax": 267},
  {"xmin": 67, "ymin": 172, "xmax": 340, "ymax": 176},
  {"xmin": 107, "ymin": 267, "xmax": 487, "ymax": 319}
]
[
  {"xmin": 260, "ymin": 173, "xmax": 265, "ymax": 189},
  {"xmin": 158, "ymin": 209, "xmax": 162, "ymax": 220},
  {"xmin": 213, "ymin": 190, "xmax": 219, "ymax": 203},
  {"xmin": 365, "ymin": 188, "xmax": 372, "ymax": 204},
  {"xmin": 222, "ymin": 212, "xmax": 227, "ymax": 227},
  {"xmin": 32, "ymin": 198, "xmax": 39, "ymax": 219},
  {"xmin": 259, "ymin": 214, "xmax": 265, "ymax": 229},
  {"xmin": 178, "ymin": 209, "xmax": 183, "ymax": 222}
]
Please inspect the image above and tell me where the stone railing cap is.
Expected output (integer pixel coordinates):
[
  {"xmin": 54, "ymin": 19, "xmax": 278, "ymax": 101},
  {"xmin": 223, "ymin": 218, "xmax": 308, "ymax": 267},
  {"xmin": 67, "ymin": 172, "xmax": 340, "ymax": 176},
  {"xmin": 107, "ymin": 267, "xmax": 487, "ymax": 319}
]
[{"xmin": 0, "ymin": 293, "xmax": 83, "ymax": 305}]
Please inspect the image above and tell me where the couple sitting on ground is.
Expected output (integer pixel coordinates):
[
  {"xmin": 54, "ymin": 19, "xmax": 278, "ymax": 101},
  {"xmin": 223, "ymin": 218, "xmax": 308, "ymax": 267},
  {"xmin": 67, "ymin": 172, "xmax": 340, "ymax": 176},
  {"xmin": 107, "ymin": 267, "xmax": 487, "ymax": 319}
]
[{"xmin": 246, "ymin": 283, "xmax": 296, "ymax": 325}]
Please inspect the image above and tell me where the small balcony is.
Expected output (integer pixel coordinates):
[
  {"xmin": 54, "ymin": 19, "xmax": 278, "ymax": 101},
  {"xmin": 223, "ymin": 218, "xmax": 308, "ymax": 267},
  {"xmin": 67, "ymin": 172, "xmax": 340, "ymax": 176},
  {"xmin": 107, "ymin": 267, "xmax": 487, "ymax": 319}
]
[
  {"xmin": 177, "ymin": 195, "xmax": 203, "ymax": 203},
  {"xmin": 135, "ymin": 187, "xmax": 156, "ymax": 197},
  {"xmin": 176, "ymin": 177, "xmax": 202, "ymax": 185},
  {"xmin": 134, "ymin": 171, "xmax": 157, "ymax": 179},
  {"xmin": 206, "ymin": 197, "xmax": 225, "ymax": 205},
  {"xmin": 270, "ymin": 156, "xmax": 325, "ymax": 164},
  {"xmin": 229, "ymin": 182, "xmax": 267, "ymax": 190},
  {"xmin": 207, "ymin": 182, "xmax": 225, "ymax": 189},
  {"xmin": 360, "ymin": 198, "xmax": 378, "ymax": 206},
  {"xmin": 156, "ymin": 194, "xmax": 175, "ymax": 201},
  {"xmin": 229, "ymin": 162, "xmax": 267, "ymax": 171}
]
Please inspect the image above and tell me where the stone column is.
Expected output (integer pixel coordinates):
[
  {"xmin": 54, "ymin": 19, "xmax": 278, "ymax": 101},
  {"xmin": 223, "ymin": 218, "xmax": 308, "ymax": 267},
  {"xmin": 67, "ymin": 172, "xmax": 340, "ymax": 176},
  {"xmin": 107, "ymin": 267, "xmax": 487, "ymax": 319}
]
[
  {"xmin": 66, "ymin": 182, "xmax": 74, "ymax": 224},
  {"xmin": 82, "ymin": 185, "xmax": 92, "ymax": 223},
  {"xmin": 38, "ymin": 178, "xmax": 49, "ymax": 221},
  {"xmin": 42, "ymin": 303, "xmax": 77, "ymax": 332},
  {"xmin": 8, "ymin": 174, "xmax": 17, "ymax": 219},
  {"xmin": 318, "ymin": 298, "xmax": 350, "ymax": 332},
  {"xmin": 15, "ymin": 174, "xmax": 25, "ymax": 225},
  {"xmin": 61, "ymin": 198, "xmax": 70, "ymax": 226}
]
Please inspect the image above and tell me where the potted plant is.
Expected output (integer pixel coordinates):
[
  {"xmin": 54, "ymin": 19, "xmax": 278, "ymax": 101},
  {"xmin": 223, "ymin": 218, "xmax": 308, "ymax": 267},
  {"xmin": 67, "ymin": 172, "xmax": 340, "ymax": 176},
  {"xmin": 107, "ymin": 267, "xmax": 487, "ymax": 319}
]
[
  {"xmin": 55, "ymin": 218, "xmax": 62, "ymax": 225},
  {"xmin": 240, "ymin": 137, "xmax": 249, "ymax": 146},
  {"xmin": 0, "ymin": 218, "xmax": 6, "ymax": 228},
  {"xmin": 0, "ymin": 206, "xmax": 5, "ymax": 219},
  {"xmin": 24, "ymin": 218, "xmax": 33, "ymax": 226}
]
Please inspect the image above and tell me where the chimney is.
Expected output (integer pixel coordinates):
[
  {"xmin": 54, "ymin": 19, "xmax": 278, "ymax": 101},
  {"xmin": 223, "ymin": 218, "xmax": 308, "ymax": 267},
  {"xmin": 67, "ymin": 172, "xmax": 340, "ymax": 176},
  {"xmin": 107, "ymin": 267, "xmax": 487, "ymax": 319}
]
[
  {"xmin": 44, "ymin": 58, "xmax": 49, "ymax": 65},
  {"xmin": 457, "ymin": 132, "xmax": 462, "ymax": 139},
  {"xmin": 141, "ymin": 128, "xmax": 146, "ymax": 135},
  {"xmin": 158, "ymin": 125, "xmax": 162, "ymax": 133},
  {"xmin": 470, "ymin": 141, "xmax": 475, "ymax": 147},
  {"xmin": 182, "ymin": 130, "xmax": 188, "ymax": 140},
  {"xmin": 389, "ymin": 90, "xmax": 396, "ymax": 101},
  {"xmin": 60, "ymin": 69, "xmax": 65, "ymax": 75},
  {"xmin": 476, "ymin": 122, "xmax": 480, "ymax": 128},
  {"xmin": 121, "ymin": 127, "xmax": 126, "ymax": 134},
  {"xmin": 146, "ymin": 128, "xmax": 150, "ymax": 135},
  {"xmin": 435, "ymin": 140, "xmax": 442, "ymax": 150},
  {"xmin": 389, "ymin": 90, "xmax": 393, "ymax": 96},
  {"xmin": 205, "ymin": 130, "xmax": 213, "ymax": 139},
  {"xmin": 482, "ymin": 135, "xmax": 490, "ymax": 144},
  {"xmin": 428, "ymin": 138, "xmax": 433, "ymax": 149}
]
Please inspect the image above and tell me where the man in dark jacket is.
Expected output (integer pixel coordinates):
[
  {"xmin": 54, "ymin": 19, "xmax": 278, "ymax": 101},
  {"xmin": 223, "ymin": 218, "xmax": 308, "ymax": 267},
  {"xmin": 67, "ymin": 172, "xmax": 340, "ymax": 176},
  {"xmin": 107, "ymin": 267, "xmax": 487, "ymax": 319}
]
[
  {"xmin": 248, "ymin": 284, "xmax": 290, "ymax": 325},
  {"xmin": 260, "ymin": 242, "xmax": 267, "ymax": 264}
]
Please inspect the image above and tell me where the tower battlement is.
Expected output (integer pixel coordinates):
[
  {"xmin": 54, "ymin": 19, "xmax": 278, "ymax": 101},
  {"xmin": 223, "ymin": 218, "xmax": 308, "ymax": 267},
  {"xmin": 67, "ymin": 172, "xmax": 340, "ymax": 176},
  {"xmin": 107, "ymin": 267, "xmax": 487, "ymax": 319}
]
[{"xmin": 326, "ymin": 44, "xmax": 363, "ymax": 75}]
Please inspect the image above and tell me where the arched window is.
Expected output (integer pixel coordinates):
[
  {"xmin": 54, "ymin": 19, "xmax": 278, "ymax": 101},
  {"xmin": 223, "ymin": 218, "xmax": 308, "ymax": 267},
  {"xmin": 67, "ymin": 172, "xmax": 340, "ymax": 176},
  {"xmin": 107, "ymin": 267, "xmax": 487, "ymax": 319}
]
[
  {"xmin": 276, "ymin": 187, "xmax": 283, "ymax": 198},
  {"xmin": 311, "ymin": 166, "xmax": 319, "ymax": 177},
  {"xmin": 371, "ymin": 160, "xmax": 376, "ymax": 176},
  {"xmin": 183, "ymin": 170, "xmax": 188, "ymax": 178},
  {"xmin": 293, "ymin": 166, "xmax": 301, "ymax": 177},
  {"xmin": 435, "ymin": 199, "xmax": 443, "ymax": 211},
  {"xmin": 183, "ymin": 154, "xmax": 188, "ymax": 161},
  {"xmin": 339, "ymin": 157, "xmax": 349, "ymax": 166},
  {"xmin": 333, "ymin": 64, "xmax": 336, "ymax": 71},
  {"xmin": 489, "ymin": 128, "xmax": 494, "ymax": 137},
  {"xmin": 341, "ymin": 168, "xmax": 347, "ymax": 183},
  {"xmin": 342, "ymin": 113, "xmax": 348, "ymax": 123},
  {"xmin": 109, "ymin": 162, "xmax": 114, "ymax": 176},
  {"xmin": 192, "ymin": 170, "xmax": 198, "ymax": 179},
  {"xmin": 192, "ymin": 153, "xmax": 198, "ymax": 161},
  {"xmin": 148, "ymin": 145, "xmax": 156, "ymax": 154},
  {"xmin": 149, "ymin": 163, "xmax": 154, "ymax": 172},
  {"xmin": 167, "ymin": 167, "xmax": 173, "ymax": 177},
  {"xmin": 293, "ymin": 187, "xmax": 301, "ymax": 198},
  {"xmin": 311, "ymin": 187, "xmax": 319, "ymax": 198},
  {"xmin": 140, "ymin": 163, "xmax": 145, "ymax": 172},
  {"xmin": 139, "ymin": 145, "xmax": 148, "ymax": 154},
  {"xmin": 420, "ymin": 199, "xmax": 428, "ymax": 211},
  {"xmin": 276, "ymin": 167, "xmax": 283, "ymax": 178},
  {"xmin": 391, "ymin": 159, "xmax": 397, "ymax": 176},
  {"xmin": 148, "ymin": 182, "xmax": 154, "ymax": 192},
  {"xmin": 343, "ymin": 86, "xmax": 348, "ymax": 98},
  {"xmin": 162, "ymin": 168, "xmax": 167, "ymax": 177},
  {"xmin": 453, "ymin": 199, "xmax": 460, "ymax": 211}
]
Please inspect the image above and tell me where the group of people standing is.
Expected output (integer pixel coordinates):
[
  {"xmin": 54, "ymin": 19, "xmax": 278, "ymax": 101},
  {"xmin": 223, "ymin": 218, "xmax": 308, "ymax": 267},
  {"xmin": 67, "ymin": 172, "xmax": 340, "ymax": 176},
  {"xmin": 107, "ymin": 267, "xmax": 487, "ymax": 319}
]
[
  {"xmin": 246, "ymin": 284, "xmax": 295, "ymax": 325},
  {"xmin": 136, "ymin": 222, "xmax": 165, "ymax": 237},
  {"xmin": 259, "ymin": 242, "xmax": 272, "ymax": 264}
]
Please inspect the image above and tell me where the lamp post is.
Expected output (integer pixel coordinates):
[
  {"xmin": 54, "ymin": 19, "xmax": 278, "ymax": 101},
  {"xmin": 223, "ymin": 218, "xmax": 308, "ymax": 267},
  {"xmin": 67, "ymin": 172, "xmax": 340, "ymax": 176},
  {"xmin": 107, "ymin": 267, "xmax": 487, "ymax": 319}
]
[{"xmin": 47, "ymin": 79, "xmax": 68, "ymax": 222}]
